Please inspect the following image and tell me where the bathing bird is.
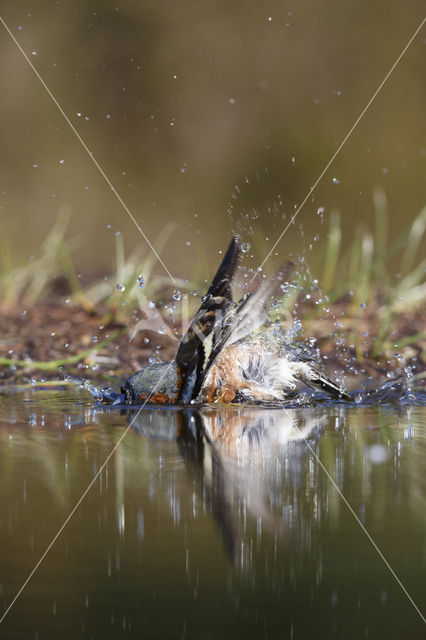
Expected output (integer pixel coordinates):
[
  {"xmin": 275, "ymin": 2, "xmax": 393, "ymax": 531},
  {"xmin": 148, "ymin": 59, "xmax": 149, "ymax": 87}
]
[{"xmin": 123, "ymin": 237, "xmax": 351, "ymax": 404}]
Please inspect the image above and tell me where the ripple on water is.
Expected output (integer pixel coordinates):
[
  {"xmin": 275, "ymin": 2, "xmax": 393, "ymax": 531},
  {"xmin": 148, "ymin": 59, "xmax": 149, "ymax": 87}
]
[{"xmin": 0, "ymin": 387, "xmax": 424, "ymax": 637}]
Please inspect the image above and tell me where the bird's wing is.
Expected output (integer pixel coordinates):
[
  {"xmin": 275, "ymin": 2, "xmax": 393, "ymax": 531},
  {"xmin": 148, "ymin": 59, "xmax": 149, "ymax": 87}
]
[
  {"xmin": 180, "ymin": 261, "xmax": 294, "ymax": 402},
  {"xmin": 176, "ymin": 236, "xmax": 240, "ymax": 402},
  {"xmin": 219, "ymin": 262, "xmax": 294, "ymax": 350}
]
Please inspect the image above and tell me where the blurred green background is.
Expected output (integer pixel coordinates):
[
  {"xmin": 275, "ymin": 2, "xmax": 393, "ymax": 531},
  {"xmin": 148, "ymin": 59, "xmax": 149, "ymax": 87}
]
[{"xmin": 0, "ymin": 0, "xmax": 424, "ymax": 280}]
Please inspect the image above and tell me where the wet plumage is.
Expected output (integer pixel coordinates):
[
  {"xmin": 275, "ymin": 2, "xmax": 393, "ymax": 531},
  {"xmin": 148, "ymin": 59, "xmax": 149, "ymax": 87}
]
[{"xmin": 123, "ymin": 237, "xmax": 351, "ymax": 404}]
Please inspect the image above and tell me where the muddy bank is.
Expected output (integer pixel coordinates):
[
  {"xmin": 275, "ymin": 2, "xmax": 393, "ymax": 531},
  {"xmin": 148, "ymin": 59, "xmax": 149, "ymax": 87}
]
[{"xmin": 0, "ymin": 298, "xmax": 424, "ymax": 390}]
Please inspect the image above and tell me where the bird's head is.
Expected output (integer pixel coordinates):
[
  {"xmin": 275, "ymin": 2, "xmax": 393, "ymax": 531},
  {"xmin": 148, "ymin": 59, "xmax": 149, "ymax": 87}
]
[{"xmin": 123, "ymin": 361, "xmax": 182, "ymax": 404}]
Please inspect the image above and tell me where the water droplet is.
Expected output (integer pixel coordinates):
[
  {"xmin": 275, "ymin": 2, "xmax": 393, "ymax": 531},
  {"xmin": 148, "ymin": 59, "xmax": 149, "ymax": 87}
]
[
  {"xmin": 360, "ymin": 302, "xmax": 366, "ymax": 309},
  {"xmin": 332, "ymin": 177, "xmax": 340, "ymax": 184},
  {"xmin": 137, "ymin": 275, "xmax": 144, "ymax": 288},
  {"xmin": 59, "ymin": 159, "xmax": 64, "ymax": 164},
  {"xmin": 115, "ymin": 231, "xmax": 120, "ymax": 237},
  {"xmin": 31, "ymin": 50, "xmax": 37, "ymax": 56},
  {"xmin": 173, "ymin": 289, "xmax": 182, "ymax": 301},
  {"xmin": 241, "ymin": 242, "xmax": 251, "ymax": 253},
  {"xmin": 116, "ymin": 283, "xmax": 125, "ymax": 292}
]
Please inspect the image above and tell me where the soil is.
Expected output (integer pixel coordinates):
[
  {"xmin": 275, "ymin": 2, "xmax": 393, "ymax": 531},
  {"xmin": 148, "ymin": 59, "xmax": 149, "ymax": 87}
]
[{"xmin": 0, "ymin": 299, "xmax": 424, "ymax": 390}]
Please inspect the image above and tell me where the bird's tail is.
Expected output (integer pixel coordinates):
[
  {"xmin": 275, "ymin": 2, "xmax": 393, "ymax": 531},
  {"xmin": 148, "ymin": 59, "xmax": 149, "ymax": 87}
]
[{"xmin": 295, "ymin": 365, "xmax": 351, "ymax": 401}]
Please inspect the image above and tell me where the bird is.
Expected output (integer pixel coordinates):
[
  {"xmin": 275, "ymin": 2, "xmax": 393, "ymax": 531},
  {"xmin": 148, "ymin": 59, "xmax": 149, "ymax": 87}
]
[{"xmin": 123, "ymin": 236, "xmax": 351, "ymax": 405}]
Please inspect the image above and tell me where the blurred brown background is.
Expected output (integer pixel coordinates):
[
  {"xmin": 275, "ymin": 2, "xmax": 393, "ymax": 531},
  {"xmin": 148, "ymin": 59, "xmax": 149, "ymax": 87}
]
[{"xmin": 0, "ymin": 0, "xmax": 425, "ymax": 280}]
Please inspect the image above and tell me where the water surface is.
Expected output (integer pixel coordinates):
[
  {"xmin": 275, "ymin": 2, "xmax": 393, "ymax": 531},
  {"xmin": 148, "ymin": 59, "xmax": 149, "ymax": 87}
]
[{"xmin": 0, "ymin": 388, "xmax": 425, "ymax": 639}]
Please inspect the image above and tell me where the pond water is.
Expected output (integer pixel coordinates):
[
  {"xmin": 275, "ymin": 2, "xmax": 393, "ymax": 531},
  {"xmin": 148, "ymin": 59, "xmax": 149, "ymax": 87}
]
[{"xmin": 0, "ymin": 388, "xmax": 425, "ymax": 639}]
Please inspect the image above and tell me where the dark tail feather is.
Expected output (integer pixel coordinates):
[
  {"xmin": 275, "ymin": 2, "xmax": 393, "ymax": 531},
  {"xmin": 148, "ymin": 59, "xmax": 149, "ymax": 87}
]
[
  {"xmin": 176, "ymin": 237, "xmax": 241, "ymax": 402},
  {"xmin": 205, "ymin": 236, "xmax": 240, "ymax": 300}
]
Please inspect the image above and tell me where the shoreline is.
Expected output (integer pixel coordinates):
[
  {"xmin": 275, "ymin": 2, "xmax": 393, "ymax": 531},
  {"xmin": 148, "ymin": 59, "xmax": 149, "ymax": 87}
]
[{"xmin": 1, "ymin": 299, "xmax": 424, "ymax": 390}]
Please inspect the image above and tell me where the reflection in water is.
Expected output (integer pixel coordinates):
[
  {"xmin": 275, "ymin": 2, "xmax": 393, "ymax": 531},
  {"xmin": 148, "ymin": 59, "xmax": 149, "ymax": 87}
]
[
  {"xmin": 128, "ymin": 406, "xmax": 326, "ymax": 568},
  {"xmin": 125, "ymin": 401, "xmax": 426, "ymax": 593},
  {"xmin": 0, "ymin": 389, "xmax": 425, "ymax": 638}
]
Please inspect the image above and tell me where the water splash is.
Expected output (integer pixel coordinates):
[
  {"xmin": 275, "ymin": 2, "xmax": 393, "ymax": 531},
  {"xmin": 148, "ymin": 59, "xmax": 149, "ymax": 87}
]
[
  {"xmin": 65, "ymin": 376, "xmax": 125, "ymax": 405},
  {"xmin": 66, "ymin": 370, "xmax": 425, "ymax": 409}
]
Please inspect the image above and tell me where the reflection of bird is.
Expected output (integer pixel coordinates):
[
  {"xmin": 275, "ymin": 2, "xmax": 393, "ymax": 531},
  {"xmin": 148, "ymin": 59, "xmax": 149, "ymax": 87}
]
[
  {"xmin": 124, "ymin": 237, "xmax": 351, "ymax": 404},
  {"xmin": 200, "ymin": 406, "xmax": 320, "ymax": 455},
  {"xmin": 126, "ymin": 405, "xmax": 324, "ymax": 568}
]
